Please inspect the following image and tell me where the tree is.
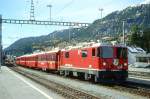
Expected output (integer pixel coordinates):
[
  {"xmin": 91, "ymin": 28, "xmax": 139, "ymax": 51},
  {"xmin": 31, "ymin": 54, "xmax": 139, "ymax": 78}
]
[
  {"xmin": 130, "ymin": 25, "xmax": 141, "ymax": 46},
  {"xmin": 142, "ymin": 28, "xmax": 150, "ymax": 52},
  {"xmin": 130, "ymin": 25, "xmax": 150, "ymax": 53}
]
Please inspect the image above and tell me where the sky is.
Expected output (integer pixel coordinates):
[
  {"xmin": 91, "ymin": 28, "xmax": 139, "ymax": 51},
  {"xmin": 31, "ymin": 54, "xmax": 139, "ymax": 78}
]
[{"xmin": 0, "ymin": 0, "xmax": 149, "ymax": 48}]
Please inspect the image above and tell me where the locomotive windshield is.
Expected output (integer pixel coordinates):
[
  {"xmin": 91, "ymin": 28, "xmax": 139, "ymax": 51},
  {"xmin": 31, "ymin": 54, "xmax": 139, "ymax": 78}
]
[
  {"xmin": 116, "ymin": 47, "xmax": 127, "ymax": 59},
  {"xmin": 101, "ymin": 46, "xmax": 113, "ymax": 58}
]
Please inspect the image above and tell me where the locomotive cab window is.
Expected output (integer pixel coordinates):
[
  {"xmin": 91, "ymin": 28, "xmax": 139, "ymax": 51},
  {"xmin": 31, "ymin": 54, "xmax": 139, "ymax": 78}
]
[
  {"xmin": 92, "ymin": 48, "xmax": 96, "ymax": 56},
  {"xmin": 81, "ymin": 50, "xmax": 87, "ymax": 57},
  {"xmin": 101, "ymin": 46, "xmax": 113, "ymax": 58},
  {"xmin": 116, "ymin": 47, "xmax": 127, "ymax": 59},
  {"xmin": 65, "ymin": 52, "xmax": 69, "ymax": 58}
]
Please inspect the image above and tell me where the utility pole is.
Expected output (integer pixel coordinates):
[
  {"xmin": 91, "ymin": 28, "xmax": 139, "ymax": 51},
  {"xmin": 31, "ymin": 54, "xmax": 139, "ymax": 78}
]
[
  {"xmin": 99, "ymin": 8, "xmax": 104, "ymax": 19},
  {"xmin": 69, "ymin": 27, "xmax": 73, "ymax": 44},
  {"xmin": 98, "ymin": 8, "xmax": 104, "ymax": 38},
  {"xmin": 30, "ymin": 0, "xmax": 35, "ymax": 20},
  {"xmin": 47, "ymin": 4, "xmax": 52, "ymax": 21},
  {"xmin": 0, "ymin": 15, "xmax": 2, "ymax": 66},
  {"xmin": 69, "ymin": 28, "xmax": 71, "ymax": 44},
  {"xmin": 122, "ymin": 20, "xmax": 125, "ymax": 45}
]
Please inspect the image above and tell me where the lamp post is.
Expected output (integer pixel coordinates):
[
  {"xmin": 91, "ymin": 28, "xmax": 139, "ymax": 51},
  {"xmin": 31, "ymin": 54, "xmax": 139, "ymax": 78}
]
[
  {"xmin": 47, "ymin": 4, "xmax": 52, "ymax": 21},
  {"xmin": 99, "ymin": 8, "xmax": 104, "ymax": 19},
  {"xmin": 0, "ymin": 15, "xmax": 2, "ymax": 67},
  {"xmin": 122, "ymin": 20, "xmax": 125, "ymax": 45}
]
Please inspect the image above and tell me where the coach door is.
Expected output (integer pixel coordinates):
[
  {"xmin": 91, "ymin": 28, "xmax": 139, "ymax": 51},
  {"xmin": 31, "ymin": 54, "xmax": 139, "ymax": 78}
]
[{"xmin": 57, "ymin": 50, "xmax": 61, "ymax": 69}]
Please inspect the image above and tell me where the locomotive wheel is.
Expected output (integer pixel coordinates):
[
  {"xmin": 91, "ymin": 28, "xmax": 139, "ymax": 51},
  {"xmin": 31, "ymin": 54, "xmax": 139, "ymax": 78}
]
[
  {"xmin": 90, "ymin": 75, "xmax": 98, "ymax": 83},
  {"xmin": 77, "ymin": 72, "xmax": 84, "ymax": 79},
  {"xmin": 64, "ymin": 70, "xmax": 69, "ymax": 77},
  {"xmin": 59, "ymin": 70, "xmax": 64, "ymax": 76},
  {"xmin": 84, "ymin": 73, "xmax": 88, "ymax": 80},
  {"xmin": 42, "ymin": 68, "xmax": 46, "ymax": 71},
  {"xmin": 94, "ymin": 76, "xmax": 98, "ymax": 83},
  {"xmin": 69, "ymin": 71, "xmax": 73, "ymax": 77}
]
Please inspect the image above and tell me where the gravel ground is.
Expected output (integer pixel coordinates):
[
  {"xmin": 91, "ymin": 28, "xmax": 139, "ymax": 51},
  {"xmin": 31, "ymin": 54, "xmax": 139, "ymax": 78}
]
[{"xmin": 18, "ymin": 66, "xmax": 148, "ymax": 99}]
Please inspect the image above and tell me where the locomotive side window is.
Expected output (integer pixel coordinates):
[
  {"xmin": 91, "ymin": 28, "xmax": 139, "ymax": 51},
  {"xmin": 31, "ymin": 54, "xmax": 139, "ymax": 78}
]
[
  {"xmin": 81, "ymin": 50, "xmax": 87, "ymax": 57},
  {"xmin": 97, "ymin": 47, "xmax": 101, "ymax": 57},
  {"xmin": 92, "ymin": 48, "xmax": 95, "ymax": 56},
  {"xmin": 65, "ymin": 52, "xmax": 69, "ymax": 58}
]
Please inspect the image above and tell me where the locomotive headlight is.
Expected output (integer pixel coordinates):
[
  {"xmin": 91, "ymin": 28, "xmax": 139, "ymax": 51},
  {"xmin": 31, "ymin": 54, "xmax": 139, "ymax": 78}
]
[
  {"xmin": 124, "ymin": 63, "xmax": 127, "ymax": 66},
  {"xmin": 113, "ymin": 59, "xmax": 119, "ymax": 66},
  {"xmin": 103, "ymin": 62, "xmax": 106, "ymax": 66}
]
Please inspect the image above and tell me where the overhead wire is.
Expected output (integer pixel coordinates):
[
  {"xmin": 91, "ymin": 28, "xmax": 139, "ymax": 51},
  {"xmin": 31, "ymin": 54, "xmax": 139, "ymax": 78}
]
[{"xmin": 55, "ymin": 0, "xmax": 74, "ymax": 17}]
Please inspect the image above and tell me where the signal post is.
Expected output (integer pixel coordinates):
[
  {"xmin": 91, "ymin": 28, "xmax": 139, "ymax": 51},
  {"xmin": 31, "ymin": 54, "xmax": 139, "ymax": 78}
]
[{"xmin": 0, "ymin": 15, "xmax": 2, "ymax": 67}]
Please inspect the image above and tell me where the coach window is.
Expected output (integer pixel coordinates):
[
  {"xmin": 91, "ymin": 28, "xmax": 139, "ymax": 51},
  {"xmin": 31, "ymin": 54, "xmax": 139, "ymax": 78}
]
[
  {"xmin": 92, "ymin": 48, "xmax": 95, "ymax": 56},
  {"xmin": 82, "ymin": 50, "xmax": 87, "ymax": 57},
  {"xmin": 38, "ymin": 56, "xmax": 41, "ymax": 61},
  {"xmin": 41, "ymin": 55, "xmax": 45, "ymax": 61},
  {"xmin": 49, "ymin": 55, "xmax": 52, "ymax": 61},
  {"xmin": 53, "ymin": 54, "xmax": 56, "ymax": 61},
  {"xmin": 65, "ymin": 52, "xmax": 69, "ymax": 58},
  {"xmin": 35, "ymin": 57, "xmax": 37, "ymax": 61}
]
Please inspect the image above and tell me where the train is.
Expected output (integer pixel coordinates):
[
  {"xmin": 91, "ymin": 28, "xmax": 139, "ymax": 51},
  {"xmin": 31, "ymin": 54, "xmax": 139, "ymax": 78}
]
[
  {"xmin": 3, "ymin": 55, "xmax": 16, "ymax": 66},
  {"xmin": 15, "ymin": 42, "xmax": 128, "ymax": 82}
]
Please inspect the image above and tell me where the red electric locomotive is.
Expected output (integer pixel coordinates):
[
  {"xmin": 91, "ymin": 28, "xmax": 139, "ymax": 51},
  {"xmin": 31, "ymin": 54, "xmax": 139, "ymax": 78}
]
[{"xmin": 59, "ymin": 43, "xmax": 128, "ymax": 82}]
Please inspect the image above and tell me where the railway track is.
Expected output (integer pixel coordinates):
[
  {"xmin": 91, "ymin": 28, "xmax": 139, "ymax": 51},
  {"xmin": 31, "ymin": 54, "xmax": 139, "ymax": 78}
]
[
  {"xmin": 9, "ymin": 66, "xmax": 150, "ymax": 98},
  {"xmin": 9, "ymin": 66, "xmax": 100, "ymax": 99},
  {"xmin": 100, "ymin": 71, "xmax": 150, "ymax": 98},
  {"xmin": 109, "ymin": 80, "xmax": 150, "ymax": 98}
]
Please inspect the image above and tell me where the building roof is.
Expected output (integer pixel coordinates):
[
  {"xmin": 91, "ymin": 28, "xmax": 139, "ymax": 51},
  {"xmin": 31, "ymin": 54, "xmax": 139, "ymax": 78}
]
[{"xmin": 127, "ymin": 46, "xmax": 146, "ymax": 53}]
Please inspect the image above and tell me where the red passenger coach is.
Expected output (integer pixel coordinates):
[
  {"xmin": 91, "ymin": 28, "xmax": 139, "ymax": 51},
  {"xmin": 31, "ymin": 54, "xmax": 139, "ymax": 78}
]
[
  {"xmin": 37, "ymin": 52, "xmax": 48, "ymax": 70},
  {"xmin": 37, "ymin": 50, "xmax": 59, "ymax": 71},
  {"xmin": 25, "ymin": 54, "xmax": 38, "ymax": 68},
  {"xmin": 59, "ymin": 43, "xmax": 128, "ymax": 82},
  {"xmin": 16, "ymin": 57, "xmax": 21, "ymax": 65},
  {"xmin": 19, "ymin": 56, "xmax": 26, "ymax": 66},
  {"xmin": 45, "ymin": 51, "xmax": 59, "ymax": 71}
]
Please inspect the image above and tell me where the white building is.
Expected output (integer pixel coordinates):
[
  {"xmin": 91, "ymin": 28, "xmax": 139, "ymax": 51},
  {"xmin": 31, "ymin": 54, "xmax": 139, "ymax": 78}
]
[{"xmin": 128, "ymin": 46, "xmax": 150, "ymax": 68}]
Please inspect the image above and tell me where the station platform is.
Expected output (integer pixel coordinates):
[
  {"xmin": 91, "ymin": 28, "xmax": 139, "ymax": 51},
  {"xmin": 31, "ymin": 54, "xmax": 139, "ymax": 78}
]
[
  {"xmin": 0, "ymin": 66, "xmax": 63, "ymax": 99},
  {"xmin": 129, "ymin": 67, "xmax": 150, "ymax": 73}
]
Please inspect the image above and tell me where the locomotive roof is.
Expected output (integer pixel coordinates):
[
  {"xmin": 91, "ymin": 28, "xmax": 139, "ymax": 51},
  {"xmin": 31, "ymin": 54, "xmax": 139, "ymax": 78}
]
[{"xmin": 62, "ymin": 42, "xmax": 126, "ymax": 51}]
